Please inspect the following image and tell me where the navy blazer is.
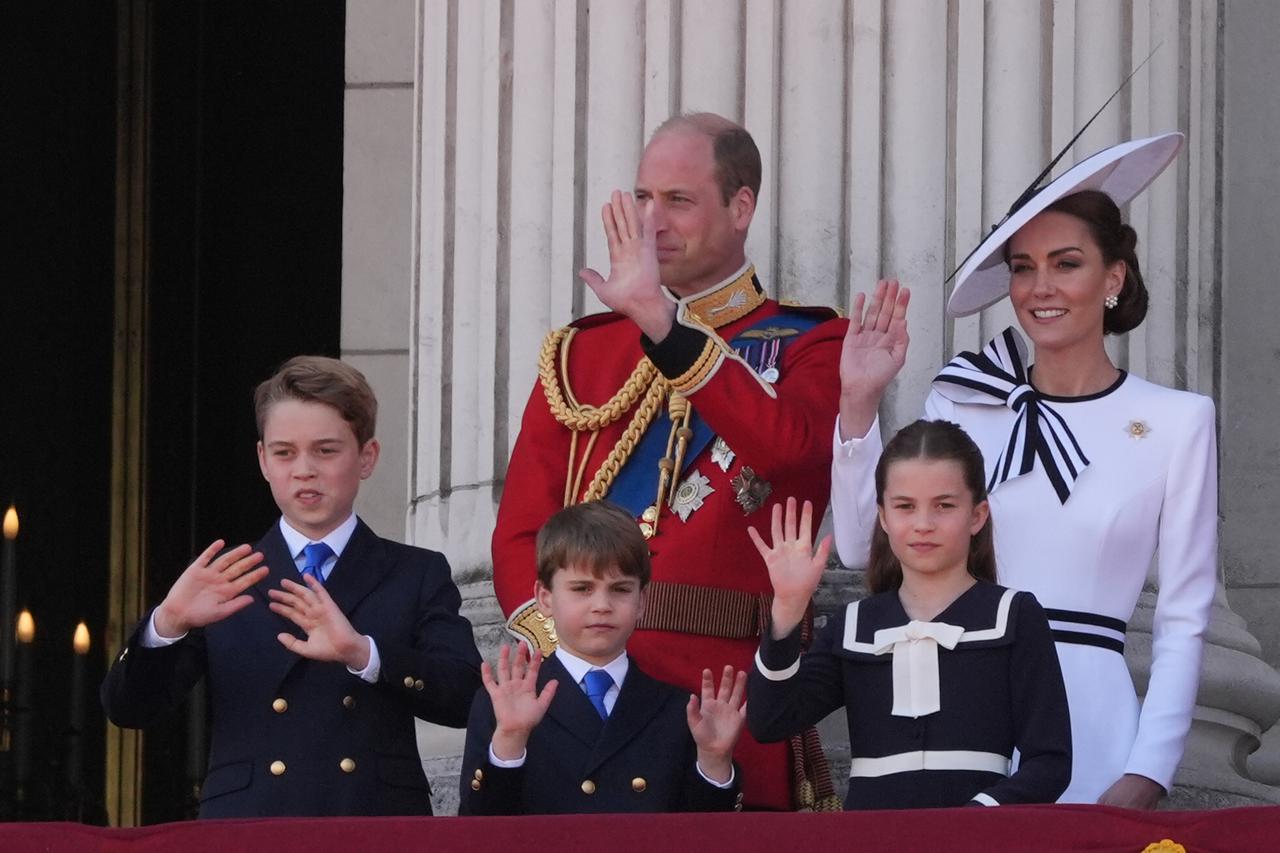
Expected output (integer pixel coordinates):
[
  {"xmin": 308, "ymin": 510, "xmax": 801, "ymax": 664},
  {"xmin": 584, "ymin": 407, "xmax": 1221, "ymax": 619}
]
[
  {"xmin": 102, "ymin": 519, "xmax": 482, "ymax": 818},
  {"xmin": 460, "ymin": 653, "xmax": 742, "ymax": 814}
]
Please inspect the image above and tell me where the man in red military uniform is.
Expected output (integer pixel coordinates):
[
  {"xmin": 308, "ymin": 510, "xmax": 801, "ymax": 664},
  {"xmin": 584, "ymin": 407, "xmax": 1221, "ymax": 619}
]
[{"xmin": 492, "ymin": 113, "xmax": 847, "ymax": 810}]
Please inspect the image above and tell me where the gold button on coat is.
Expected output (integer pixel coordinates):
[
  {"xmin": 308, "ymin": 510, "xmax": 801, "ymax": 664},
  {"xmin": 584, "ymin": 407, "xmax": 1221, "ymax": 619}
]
[
  {"xmin": 631, "ymin": 777, "xmax": 647, "ymax": 792},
  {"xmin": 580, "ymin": 780, "xmax": 596, "ymax": 795},
  {"xmin": 413, "ymin": 679, "xmax": 425, "ymax": 691},
  {"xmin": 342, "ymin": 695, "xmax": 355, "ymax": 709},
  {"xmin": 269, "ymin": 761, "xmax": 286, "ymax": 776},
  {"xmin": 470, "ymin": 779, "xmax": 482, "ymax": 791},
  {"xmin": 272, "ymin": 698, "xmax": 288, "ymax": 713},
  {"xmin": 403, "ymin": 676, "xmax": 415, "ymax": 688},
  {"xmin": 474, "ymin": 768, "xmax": 484, "ymax": 781},
  {"xmin": 339, "ymin": 758, "xmax": 356, "ymax": 773}
]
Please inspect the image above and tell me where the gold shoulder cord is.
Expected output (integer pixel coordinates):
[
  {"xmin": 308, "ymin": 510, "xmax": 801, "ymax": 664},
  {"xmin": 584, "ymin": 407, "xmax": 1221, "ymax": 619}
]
[{"xmin": 538, "ymin": 327, "xmax": 669, "ymax": 506}]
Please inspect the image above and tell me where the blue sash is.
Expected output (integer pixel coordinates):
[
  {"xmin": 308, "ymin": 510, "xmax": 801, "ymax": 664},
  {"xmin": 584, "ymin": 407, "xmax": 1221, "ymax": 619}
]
[{"xmin": 604, "ymin": 313, "xmax": 823, "ymax": 515}]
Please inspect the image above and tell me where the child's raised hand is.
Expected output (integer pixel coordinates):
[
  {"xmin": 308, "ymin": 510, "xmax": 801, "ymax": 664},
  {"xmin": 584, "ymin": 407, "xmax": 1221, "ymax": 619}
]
[
  {"xmin": 686, "ymin": 665, "xmax": 747, "ymax": 785},
  {"xmin": 747, "ymin": 497, "xmax": 832, "ymax": 638},
  {"xmin": 154, "ymin": 540, "xmax": 269, "ymax": 637},
  {"xmin": 485, "ymin": 643, "xmax": 558, "ymax": 760},
  {"xmin": 269, "ymin": 576, "xmax": 372, "ymax": 671}
]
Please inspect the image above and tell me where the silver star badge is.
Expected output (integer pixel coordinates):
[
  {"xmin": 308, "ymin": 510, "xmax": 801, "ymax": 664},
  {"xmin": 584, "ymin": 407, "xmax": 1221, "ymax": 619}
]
[
  {"xmin": 710, "ymin": 437, "xmax": 736, "ymax": 472},
  {"xmin": 671, "ymin": 470, "xmax": 715, "ymax": 522}
]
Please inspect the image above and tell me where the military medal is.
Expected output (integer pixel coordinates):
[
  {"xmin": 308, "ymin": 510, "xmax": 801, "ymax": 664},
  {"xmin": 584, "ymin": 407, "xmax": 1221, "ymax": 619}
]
[
  {"xmin": 731, "ymin": 466, "xmax": 772, "ymax": 515},
  {"xmin": 711, "ymin": 437, "xmax": 735, "ymax": 472},
  {"xmin": 671, "ymin": 470, "xmax": 714, "ymax": 522},
  {"xmin": 758, "ymin": 338, "xmax": 782, "ymax": 383}
]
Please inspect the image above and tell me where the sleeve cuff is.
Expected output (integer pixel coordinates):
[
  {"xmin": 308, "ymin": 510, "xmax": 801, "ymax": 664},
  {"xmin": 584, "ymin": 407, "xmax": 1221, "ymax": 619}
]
[
  {"xmin": 755, "ymin": 623, "xmax": 804, "ymax": 680},
  {"xmin": 642, "ymin": 322, "xmax": 723, "ymax": 394},
  {"xmin": 833, "ymin": 413, "xmax": 880, "ymax": 457},
  {"xmin": 488, "ymin": 744, "xmax": 527, "ymax": 768},
  {"xmin": 142, "ymin": 610, "xmax": 187, "ymax": 648},
  {"xmin": 348, "ymin": 635, "xmax": 381, "ymax": 683},
  {"xmin": 970, "ymin": 792, "xmax": 1000, "ymax": 807},
  {"xmin": 695, "ymin": 761, "xmax": 736, "ymax": 789}
]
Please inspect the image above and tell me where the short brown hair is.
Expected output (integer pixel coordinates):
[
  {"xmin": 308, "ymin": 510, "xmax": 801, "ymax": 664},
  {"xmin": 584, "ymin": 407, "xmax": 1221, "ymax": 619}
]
[
  {"xmin": 536, "ymin": 501, "xmax": 651, "ymax": 589},
  {"xmin": 253, "ymin": 356, "xmax": 378, "ymax": 446},
  {"xmin": 654, "ymin": 112, "xmax": 762, "ymax": 205}
]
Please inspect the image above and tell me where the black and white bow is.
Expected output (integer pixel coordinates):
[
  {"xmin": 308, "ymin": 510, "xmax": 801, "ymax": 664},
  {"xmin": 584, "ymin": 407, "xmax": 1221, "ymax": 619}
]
[{"xmin": 932, "ymin": 328, "xmax": 1089, "ymax": 504}]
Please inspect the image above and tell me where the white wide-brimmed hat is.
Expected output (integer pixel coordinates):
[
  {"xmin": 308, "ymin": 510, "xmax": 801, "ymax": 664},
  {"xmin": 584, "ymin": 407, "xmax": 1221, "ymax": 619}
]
[{"xmin": 947, "ymin": 131, "xmax": 1184, "ymax": 317}]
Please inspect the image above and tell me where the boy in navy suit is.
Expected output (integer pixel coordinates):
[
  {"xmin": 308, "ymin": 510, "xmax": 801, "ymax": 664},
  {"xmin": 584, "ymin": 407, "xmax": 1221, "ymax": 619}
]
[
  {"xmin": 460, "ymin": 500, "xmax": 746, "ymax": 814},
  {"xmin": 102, "ymin": 356, "xmax": 482, "ymax": 818}
]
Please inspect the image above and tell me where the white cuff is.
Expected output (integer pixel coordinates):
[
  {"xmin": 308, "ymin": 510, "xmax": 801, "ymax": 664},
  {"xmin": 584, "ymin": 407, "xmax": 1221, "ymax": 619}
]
[
  {"xmin": 833, "ymin": 413, "xmax": 880, "ymax": 455},
  {"xmin": 141, "ymin": 610, "xmax": 188, "ymax": 648},
  {"xmin": 695, "ymin": 761, "xmax": 735, "ymax": 789},
  {"xmin": 488, "ymin": 744, "xmax": 527, "ymax": 768},
  {"xmin": 971, "ymin": 792, "xmax": 1000, "ymax": 807},
  {"xmin": 754, "ymin": 648, "xmax": 800, "ymax": 681},
  {"xmin": 348, "ymin": 636, "xmax": 381, "ymax": 683}
]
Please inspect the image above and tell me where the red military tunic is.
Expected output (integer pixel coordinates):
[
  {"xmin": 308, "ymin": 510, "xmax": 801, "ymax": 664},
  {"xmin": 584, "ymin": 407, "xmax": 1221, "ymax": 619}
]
[{"xmin": 492, "ymin": 264, "xmax": 846, "ymax": 810}]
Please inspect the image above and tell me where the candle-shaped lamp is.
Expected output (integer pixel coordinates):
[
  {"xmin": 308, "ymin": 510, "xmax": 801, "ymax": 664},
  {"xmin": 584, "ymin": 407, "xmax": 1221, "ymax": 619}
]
[
  {"xmin": 68, "ymin": 621, "xmax": 89, "ymax": 796},
  {"xmin": 15, "ymin": 609, "xmax": 34, "ymax": 789},
  {"xmin": 2, "ymin": 506, "xmax": 18, "ymax": 689}
]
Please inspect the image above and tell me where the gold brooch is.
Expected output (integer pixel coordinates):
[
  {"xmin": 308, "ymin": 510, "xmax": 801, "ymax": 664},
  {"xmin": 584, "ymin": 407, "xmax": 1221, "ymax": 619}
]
[
  {"xmin": 1125, "ymin": 420, "xmax": 1151, "ymax": 440},
  {"xmin": 731, "ymin": 467, "xmax": 772, "ymax": 515}
]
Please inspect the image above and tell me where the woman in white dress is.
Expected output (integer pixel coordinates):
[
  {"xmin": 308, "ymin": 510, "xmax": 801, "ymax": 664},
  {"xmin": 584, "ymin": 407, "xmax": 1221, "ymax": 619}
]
[{"xmin": 831, "ymin": 133, "xmax": 1217, "ymax": 808}]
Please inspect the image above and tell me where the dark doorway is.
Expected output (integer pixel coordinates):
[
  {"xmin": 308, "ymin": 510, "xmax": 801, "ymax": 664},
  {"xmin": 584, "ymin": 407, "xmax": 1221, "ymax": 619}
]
[{"xmin": 2, "ymin": 0, "xmax": 344, "ymax": 824}]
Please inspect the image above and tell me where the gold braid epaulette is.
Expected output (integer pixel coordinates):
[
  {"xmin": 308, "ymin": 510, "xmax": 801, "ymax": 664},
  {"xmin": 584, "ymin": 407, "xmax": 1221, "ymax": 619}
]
[{"xmin": 538, "ymin": 326, "xmax": 669, "ymax": 504}]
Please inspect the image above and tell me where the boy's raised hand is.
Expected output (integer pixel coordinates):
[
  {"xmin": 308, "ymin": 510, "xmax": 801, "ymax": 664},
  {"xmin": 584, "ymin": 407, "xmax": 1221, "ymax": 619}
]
[
  {"xmin": 686, "ymin": 665, "xmax": 747, "ymax": 785},
  {"xmin": 269, "ymin": 576, "xmax": 372, "ymax": 671},
  {"xmin": 153, "ymin": 540, "xmax": 269, "ymax": 637},
  {"xmin": 486, "ymin": 643, "xmax": 558, "ymax": 761},
  {"xmin": 747, "ymin": 497, "xmax": 832, "ymax": 639}
]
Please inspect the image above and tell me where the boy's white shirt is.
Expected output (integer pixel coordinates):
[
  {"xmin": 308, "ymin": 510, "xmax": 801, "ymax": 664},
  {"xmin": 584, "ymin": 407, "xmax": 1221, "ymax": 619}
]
[
  {"xmin": 141, "ymin": 512, "xmax": 382, "ymax": 683},
  {"xmin": 487, "ymin": 647, "xmax": 733, "ymax": 788}
]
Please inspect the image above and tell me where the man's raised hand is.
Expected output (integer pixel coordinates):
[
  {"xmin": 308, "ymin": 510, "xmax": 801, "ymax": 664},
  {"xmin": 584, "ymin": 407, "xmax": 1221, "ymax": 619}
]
[
  {"xmin": 578, "ymin": 191, "xmax": 675, "ymax": 342},
  {"xmin": 153, "ymin": 541, "xmax": 268, "ymax": 638}
]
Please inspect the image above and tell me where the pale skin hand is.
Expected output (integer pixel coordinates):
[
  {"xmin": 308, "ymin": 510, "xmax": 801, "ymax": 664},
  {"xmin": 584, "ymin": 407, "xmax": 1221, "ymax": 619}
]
[
  {"xmin": 268, "ymin": 576, "xmax": 372, "ymax": 671},
  {"xmin": 485, "ymin": 643, "xmax": 559, "ymax": 761},
  {"xmin": 1097, "ymin": 773, "xmax": 1164, "ymax": 810},
  {"xmin": 838, "ymin": 279, "xmax": 911, "ymax": 441},
  {"xmin": 747, "ymin": 497, "xmax": 833, "ymax": 640},
  {"xmin": 686, "ymin": 665, "xmax": 748, "ymax": 784},
  {"xmin": 579, "ymin": 190, "xmax": 676, "ymax": 343},
  {"xmin": 153, "ymin": 540, "xmax": 270, "ymax": 637}
]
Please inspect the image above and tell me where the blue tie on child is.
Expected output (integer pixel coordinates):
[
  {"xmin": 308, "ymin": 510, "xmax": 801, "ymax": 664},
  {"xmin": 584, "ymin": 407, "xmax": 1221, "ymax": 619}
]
[
  {"xmin": 301, "ymin": 542, "xmax": 334, "ymax": 584},
  {"xmin": 583, "ymin": 669, "xmax": 613, "ymax": 719}
]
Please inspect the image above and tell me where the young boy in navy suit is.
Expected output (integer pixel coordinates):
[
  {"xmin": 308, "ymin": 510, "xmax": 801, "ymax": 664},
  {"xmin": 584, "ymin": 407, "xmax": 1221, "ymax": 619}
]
[
  {"xmin": 102, "ymin": 356, "xmax": 482, "ymax": 818},
  {"xmin": 460, "ymin": 500, "xmax": 747, "ymax": 814}
]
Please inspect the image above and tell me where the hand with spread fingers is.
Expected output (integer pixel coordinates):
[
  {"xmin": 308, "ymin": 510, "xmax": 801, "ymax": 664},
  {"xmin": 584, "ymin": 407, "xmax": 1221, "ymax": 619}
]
[
  {"xmin": 838, "ymin": 278, "xmax": 911, "ymax": 441},
  {"xmin": 486, "ymin": 643, "xmax": 559, "ymax": 761},
  {"xmin": 578, "ymin": 190, "xmax": 676, "ymax": 342},
  {"xmin": 686, "ymin": 664, "xmax": 747, "ymax": 784},
  {"xmin": 748, "ymin": 497, "xmax": 832, "ymax": 640},
  {"xmin": 268, "ymin": 575, "xmax": 371, "ymax": 671},
  {"xmin": 153, "ymin": 540, "xmax": 270, "ymax": 638}
]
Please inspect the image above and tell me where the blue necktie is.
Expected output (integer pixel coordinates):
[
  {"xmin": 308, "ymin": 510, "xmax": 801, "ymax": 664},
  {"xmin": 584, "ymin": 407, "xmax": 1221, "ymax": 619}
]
[
  {"xmin": 301, "ymin": 542, "xmax": 334, "ymax": 585},
  {"xmin": 583, "ymin": 669, "xmax": 613, "ymax": 719}
]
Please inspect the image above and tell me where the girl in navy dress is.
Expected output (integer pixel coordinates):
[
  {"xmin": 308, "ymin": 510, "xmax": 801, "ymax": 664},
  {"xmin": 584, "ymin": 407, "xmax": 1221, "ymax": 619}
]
[{"xmin": 747, "ymin": 419, "xmax": 1070, "ymax": 809}]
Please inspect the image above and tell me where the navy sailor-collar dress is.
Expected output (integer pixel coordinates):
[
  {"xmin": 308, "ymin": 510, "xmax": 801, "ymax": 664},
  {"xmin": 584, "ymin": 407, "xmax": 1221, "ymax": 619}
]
[{"xmin": 747, "ymin": 581, "xmax": 1071, "ymax": 810}]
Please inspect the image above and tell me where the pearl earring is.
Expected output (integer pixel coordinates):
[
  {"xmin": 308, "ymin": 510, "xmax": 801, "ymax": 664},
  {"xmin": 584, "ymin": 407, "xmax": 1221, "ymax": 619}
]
[{"xmin": 1104, "ymin": 294, "xmax": 1119, "ymax": 310}]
